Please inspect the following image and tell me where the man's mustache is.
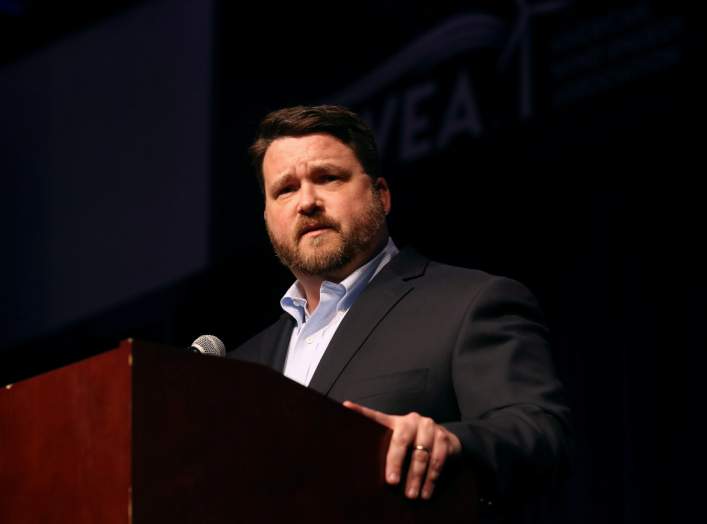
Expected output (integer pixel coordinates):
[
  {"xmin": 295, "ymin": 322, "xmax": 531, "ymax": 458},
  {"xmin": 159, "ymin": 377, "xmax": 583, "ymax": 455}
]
[{"xmin": 295, "ymin": 216, "xmax": 340, "ymax": 238}]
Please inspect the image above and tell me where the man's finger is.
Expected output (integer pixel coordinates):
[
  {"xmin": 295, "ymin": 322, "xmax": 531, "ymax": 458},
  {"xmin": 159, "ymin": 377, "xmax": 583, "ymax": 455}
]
[
  {"xmin": 421, "ymin": 428, "xmax": 450, "ymax": 500},
  {"xmin": 385, "ymin": 417, "xmax": 417, "ymax": 485},
  {"xmin": 404, "ymin": 416, "xmax": 435, "ymax": 498},
  {"xmin": 342, "ymin": 400, "xmax": 393, "ymax": 428}
]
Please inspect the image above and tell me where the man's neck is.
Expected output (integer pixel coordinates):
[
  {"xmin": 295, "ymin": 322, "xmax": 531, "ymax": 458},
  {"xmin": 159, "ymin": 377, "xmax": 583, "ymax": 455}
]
[{"xmin": 294, "ymin": 236, "xmax": 389, "ymax": 314}]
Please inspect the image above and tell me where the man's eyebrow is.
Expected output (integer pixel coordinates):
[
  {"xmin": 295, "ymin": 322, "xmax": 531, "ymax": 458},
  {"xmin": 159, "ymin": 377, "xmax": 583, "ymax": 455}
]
[
  {"xmin": 269, "ymin": 172, "xmax": 296, "ymax": 192},
  {"xmin": 310, "ymin": 163, "xmax": 350, "ymax": 175},
  {"xmin": 268, "ymin": 162, "xmax": 352, "ymax": 192}
]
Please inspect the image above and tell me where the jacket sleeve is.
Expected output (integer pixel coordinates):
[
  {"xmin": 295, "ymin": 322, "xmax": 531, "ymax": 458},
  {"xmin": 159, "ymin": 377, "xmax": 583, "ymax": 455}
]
[{"xmin": 442, "ymin": 276, "xmax": 573, "ymax": 504}]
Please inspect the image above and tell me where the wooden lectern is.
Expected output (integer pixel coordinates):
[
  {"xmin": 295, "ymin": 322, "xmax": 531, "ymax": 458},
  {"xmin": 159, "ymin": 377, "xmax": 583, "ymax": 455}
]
[{"xmin": 0, "ymin": 339, "xmax": 478, "ymax": 523}]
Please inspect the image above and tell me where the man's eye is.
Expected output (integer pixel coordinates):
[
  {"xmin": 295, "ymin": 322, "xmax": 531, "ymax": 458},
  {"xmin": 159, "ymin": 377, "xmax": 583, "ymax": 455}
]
[{"xmin": 273, "ymin": 186, "xmax": 294, "ymax": 198}]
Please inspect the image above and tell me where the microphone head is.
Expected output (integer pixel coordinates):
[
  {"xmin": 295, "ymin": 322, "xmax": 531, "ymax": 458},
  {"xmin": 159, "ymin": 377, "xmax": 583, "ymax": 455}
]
[{"xmin": 190, "ymin": 334, "xmax": 226, "ymax": 357}]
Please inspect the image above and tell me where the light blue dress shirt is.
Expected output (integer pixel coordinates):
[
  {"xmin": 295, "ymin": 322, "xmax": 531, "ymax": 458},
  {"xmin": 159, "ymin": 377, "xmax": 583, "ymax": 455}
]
[{"xmin": 280, "ymin": 238, "xmax": 399, "ymax": 386}]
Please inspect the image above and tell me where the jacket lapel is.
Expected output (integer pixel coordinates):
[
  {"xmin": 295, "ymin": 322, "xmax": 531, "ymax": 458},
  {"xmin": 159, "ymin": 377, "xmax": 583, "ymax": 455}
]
[{"xmin": 307, "ymin": 248, "xmax": 428, "ymax": 396}]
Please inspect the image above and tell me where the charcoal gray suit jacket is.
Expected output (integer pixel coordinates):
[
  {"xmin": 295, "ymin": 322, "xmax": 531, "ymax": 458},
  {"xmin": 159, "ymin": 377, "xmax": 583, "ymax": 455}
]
[{"xmin": 230, "ymin": 248, "xmax": 571, "ymax": 513}]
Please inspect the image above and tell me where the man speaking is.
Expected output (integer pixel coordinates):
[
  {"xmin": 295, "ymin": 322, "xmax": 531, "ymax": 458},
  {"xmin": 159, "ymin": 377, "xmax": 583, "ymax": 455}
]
[{"xmin": 230, "ymin": 105, "xmax": 571, "ymax": 520}]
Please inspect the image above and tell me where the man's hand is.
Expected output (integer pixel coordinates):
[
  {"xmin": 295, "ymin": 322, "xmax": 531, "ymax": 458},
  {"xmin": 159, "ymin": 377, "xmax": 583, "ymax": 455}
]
[{"xmin": 343, "ymin": 401, "xmax": 462, "ymax": 500}]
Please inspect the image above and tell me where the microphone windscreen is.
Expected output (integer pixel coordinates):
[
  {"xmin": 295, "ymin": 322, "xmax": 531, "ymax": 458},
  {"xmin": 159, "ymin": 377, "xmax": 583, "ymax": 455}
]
[{"xmin": 190, "ymin": 334, "xmax": 226, "ymax": 357}]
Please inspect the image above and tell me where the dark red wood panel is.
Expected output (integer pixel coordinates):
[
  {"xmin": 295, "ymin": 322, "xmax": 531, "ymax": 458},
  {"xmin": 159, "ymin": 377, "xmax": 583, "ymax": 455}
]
[{"xmin": 0, "ymin": 341, "xmax": 132, "ymax": 524}]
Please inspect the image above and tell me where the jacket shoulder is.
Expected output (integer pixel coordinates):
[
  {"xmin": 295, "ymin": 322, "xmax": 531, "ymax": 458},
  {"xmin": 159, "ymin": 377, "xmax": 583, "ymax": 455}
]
[{"xmin": 395, "ymin": 251, "xmax": 541, "ymax": 313}]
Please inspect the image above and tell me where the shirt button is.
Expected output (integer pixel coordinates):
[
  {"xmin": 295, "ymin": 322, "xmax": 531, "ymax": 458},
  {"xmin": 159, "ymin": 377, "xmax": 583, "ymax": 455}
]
[{"xmin": 306, "ymin": 336, "xmax": 314, "ymax": 344}]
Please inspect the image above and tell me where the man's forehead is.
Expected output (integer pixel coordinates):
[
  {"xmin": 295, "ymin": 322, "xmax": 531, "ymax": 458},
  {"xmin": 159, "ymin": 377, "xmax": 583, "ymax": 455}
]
[
  {"xmin": 268, "ymin": 160, "xmax": 349, "ymax": 180},
  {"xmin": 263, "ymin": 134, "xmax": 359, "ymax": 178}
]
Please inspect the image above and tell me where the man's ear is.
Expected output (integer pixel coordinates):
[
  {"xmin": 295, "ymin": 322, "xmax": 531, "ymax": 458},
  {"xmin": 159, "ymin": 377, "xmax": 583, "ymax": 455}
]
[{"xmin": 374, "ymin": 177, "xmax": 392, "ymax": 215}]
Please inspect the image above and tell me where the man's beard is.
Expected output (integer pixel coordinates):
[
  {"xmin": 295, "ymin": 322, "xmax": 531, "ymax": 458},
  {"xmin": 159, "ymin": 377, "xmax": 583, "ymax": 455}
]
[{"xmin": 266, "ymin": 192, "xmax": 387, "ymax": 278}]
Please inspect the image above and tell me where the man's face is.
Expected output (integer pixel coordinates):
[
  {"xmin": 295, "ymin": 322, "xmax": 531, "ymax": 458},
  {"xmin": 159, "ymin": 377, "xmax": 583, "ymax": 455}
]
[{"xmin": 262, "ymin": 133, "xmax": 391, "ymax": 280}]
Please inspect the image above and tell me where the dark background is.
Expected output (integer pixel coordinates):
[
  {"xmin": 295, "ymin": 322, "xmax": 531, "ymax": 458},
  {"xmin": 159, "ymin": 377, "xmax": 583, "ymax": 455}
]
[{"xmin": 1, "ymin": 1, "xmax": 702, "ymax": 522}]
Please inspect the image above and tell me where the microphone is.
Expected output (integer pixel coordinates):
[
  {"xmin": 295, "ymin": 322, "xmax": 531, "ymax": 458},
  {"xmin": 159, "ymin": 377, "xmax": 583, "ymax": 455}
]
[{"xmin": 190, "ymin": 334, "xmax": 226, "ymax": 357}]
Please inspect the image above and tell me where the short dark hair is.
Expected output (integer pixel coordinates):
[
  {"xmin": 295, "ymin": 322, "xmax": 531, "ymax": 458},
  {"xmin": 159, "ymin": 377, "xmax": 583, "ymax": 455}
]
[{"xmin": 249, "ymin": 105, "xmax": 380, "ymax": 192}]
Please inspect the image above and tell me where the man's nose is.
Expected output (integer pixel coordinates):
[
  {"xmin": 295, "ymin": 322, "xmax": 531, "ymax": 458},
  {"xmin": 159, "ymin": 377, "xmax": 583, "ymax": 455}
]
[{"xmin": 297, "ymin": 183, "xmax": 321, "ymax": 215}]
